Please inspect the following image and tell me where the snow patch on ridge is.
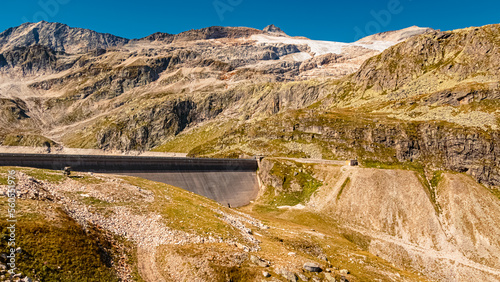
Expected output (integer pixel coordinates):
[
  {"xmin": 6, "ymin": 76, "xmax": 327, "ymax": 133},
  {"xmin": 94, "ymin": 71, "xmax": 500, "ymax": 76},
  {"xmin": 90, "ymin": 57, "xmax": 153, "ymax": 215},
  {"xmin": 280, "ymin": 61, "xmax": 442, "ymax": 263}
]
[{"xmin": 250, "ymin": 34, "xmax": 397, "ymax": 57}]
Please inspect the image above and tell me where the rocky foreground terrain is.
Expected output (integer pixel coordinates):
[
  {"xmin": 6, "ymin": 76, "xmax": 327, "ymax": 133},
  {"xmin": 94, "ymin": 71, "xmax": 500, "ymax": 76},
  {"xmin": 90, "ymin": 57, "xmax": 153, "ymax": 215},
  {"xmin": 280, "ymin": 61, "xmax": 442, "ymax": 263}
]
[
  {"xmin": 0, "ymin": 167, "xmax": 422, "ymax": 281},
  {"xmin": 0, "ymin": 21, "xmax": 499, "ymax": 281},
  {"xmin": 1, "ymin": 161, "xmax": 499, "ymax": 281}
]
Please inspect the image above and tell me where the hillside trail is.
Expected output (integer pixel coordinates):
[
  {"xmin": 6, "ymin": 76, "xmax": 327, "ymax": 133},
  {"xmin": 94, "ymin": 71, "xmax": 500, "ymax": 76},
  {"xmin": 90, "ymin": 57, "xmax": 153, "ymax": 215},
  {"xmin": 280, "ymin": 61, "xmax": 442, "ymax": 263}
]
[
  {"xmin": 346, "ymin": 223, "xmax": 500, "ymax": 278},
  {"xmin": 273, "ymin": 157, "xmax": 346, "ymax": 166},
  {"xmin": 308, "ymin": 164, "xmax": 354, "ymax": 211},
  {"xmin": 137, "ymin": 247, "xmax": 166, "ymax": 282}
]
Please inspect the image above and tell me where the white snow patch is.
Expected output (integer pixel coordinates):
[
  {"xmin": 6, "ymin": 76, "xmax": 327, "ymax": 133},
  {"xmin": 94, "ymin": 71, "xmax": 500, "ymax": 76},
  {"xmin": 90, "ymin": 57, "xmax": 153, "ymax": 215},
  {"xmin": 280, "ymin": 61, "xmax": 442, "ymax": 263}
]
[
  {"xmin": 280, "ymin": 52, "xmax": 313, "ymax": 62},
  {"xmin": 356, "ymin": 40, "xmax": 398, "ymax": 52},
  {"xmin": 250, "ymin": 34, "xmax": 398, "ymax": 57}
]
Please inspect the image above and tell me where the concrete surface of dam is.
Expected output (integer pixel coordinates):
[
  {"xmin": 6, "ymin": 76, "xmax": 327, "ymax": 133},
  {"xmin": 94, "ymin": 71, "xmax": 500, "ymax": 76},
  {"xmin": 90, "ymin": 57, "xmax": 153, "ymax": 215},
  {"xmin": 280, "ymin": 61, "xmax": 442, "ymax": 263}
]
[{"xmin": 0, "ymin": 153, "xmax": 259, "ymax": 207}]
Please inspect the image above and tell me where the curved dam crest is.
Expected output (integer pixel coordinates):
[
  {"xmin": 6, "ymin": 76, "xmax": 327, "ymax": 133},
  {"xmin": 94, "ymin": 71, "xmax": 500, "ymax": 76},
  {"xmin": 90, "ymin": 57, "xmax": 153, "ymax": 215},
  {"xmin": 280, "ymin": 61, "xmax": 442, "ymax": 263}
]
[{"xmin": 0, "ymin": 153, "xmax": 259, "ymax": 207}]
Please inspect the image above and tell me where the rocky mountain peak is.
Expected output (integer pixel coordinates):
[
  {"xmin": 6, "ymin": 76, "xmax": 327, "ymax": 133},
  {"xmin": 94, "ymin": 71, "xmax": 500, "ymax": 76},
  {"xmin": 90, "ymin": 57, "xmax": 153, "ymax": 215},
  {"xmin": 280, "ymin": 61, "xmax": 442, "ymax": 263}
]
[
  {"xmin": 263, "ymin": 24, "xmax": 286, "ymax": 35},
  {"xmin": 139, "ymin": 26, "xmax": 263, "ymax": 43},
  {"xmin": 0, "ymin": 21, "xmax": 129, "ymax": 54}
]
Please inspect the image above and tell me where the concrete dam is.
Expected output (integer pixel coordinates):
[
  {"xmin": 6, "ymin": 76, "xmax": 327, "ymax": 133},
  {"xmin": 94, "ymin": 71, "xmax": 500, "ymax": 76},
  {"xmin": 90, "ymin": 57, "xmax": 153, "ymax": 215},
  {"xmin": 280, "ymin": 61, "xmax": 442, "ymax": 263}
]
[{"xmin": 0, "ymin": 153, "xmax": 259, "ymax": 207}]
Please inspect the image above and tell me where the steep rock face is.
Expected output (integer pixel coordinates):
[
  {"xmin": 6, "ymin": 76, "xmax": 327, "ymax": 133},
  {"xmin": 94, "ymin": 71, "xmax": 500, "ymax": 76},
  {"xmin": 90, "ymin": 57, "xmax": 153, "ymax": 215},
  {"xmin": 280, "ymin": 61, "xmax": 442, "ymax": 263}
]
[
  {"xmin": 307, "ymin": 120, "xmax": 500, "ymax": 186},
  {"xmin": 139, "ymin": 26, "xmax": 263, "ymax": 43},
  {"xmin": 70, "ymin": 89, "xmax": 242, "ymax": 151},
  {"xmin": 0, "ymin": 98, "xmax": 30, "ymax": 122},
  {"xmin": 421, "ymin": 82, "xmax": 500, "ymax": 106},
  {"xmin": 28, "ymin": 50, "xmax": 204, "ymax": 117},
  {"xmin": 95, "ymin": 99, "xmax": 197, "ymax": 150},
  {"xmin": 196, "ymin": 110, "xmax": 500, "ymax": 186},
  {"xmin": 0, "ymin": 45, "xmax": 58, "ymax": 73},
  {"xmin": 299, "ymin": 53, "xmax": 344, "ymax": 72},
  {"xmin": 0, "ymin": 21, "xmax": 129, "ymax": 54},
  {"xmin": 334, "ymin": 24, "xmax": 500, "ymax": 104}
]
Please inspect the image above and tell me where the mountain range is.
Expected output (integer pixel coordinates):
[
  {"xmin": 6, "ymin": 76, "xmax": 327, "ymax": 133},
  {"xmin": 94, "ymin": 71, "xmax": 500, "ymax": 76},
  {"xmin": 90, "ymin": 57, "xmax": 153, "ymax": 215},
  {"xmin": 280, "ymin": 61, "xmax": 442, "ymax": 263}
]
[
  {"xmin": 0, "ymin": 21, "xmax": 500, "ymax": 281},
  {"xmin": 0, "ymin": 21, "xmax": 498, "ymax": 186}
]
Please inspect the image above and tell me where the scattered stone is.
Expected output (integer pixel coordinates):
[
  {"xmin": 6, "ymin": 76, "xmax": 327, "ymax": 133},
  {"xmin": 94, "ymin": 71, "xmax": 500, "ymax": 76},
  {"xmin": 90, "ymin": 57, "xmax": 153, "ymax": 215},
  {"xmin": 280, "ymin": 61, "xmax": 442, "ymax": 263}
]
[
  {"xmin": 262, "ymin": 271, "xmax": 271, "ymax": 277},
  {"xmin": 340, "ymin": 275, "xmax": 349, "ymax": 282},
  {"xmin": 340, "ymin": 269, "xmax": 349, "ymax": 275},
  {"xmin": 312, "ymin": 278, "xmax": 322, "ymax": 282},
  {"xmin": 250, "ymin": 255, "xmax": 270, "ymax": 267},
  {"xmin": 319, "ymin": 254, "xmax": 329, "ymax": 262},
  {"xmin": 324, "ymin": 273, "xmax": 336, "ymax": 282},
  {"xmin": 15, "ymin": 247, "xmax": 22, "ymax": 253},
  {"xmin": 288, "ymin": 252, "xmax": 296, "ymax": 256},
  {"xmin": 277, "ymin": 268, "xmax": 298, "ymax": 282},
  {"xmin": 212, "ymin": 209, "xmax": 261, "ymax": 251},
  {"xmin": 297, "ymin": 273, "xmax": 308, "ymax": 281},
  {"xmin": 303, "ymin": 262, "xmax": 322, "ymax": 272}
]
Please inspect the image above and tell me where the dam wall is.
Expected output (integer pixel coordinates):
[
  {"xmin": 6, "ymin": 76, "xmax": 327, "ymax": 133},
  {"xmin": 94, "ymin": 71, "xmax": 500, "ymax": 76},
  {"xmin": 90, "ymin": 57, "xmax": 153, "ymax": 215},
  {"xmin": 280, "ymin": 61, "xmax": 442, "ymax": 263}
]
[{"xmin": 0, "ymin": 153, "xmax": 259, "ymax": 207}]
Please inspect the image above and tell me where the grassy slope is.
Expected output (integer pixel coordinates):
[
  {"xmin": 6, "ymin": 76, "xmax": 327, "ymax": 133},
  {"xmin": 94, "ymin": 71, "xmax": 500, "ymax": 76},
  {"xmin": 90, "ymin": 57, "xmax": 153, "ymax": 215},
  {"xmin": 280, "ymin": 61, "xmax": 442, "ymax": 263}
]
[
  {"xmin": 152, "ymin": 120, "xmax": 236, "ymax": 154},
  {"xmin": 0, "ymin": 166, "xmax": 431, "ymax": 281},
  {"xmin": 0, "ymin": 168, "xmax": 119, "ymax": 281}
]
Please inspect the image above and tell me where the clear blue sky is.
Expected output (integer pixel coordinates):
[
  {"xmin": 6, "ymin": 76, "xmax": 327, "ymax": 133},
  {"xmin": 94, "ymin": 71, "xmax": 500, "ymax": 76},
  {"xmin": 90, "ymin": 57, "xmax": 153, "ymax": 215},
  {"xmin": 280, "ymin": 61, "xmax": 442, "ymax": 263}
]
[{"xmin": 1, "ymin": 0, "xmax": 499, "ymax": 42}]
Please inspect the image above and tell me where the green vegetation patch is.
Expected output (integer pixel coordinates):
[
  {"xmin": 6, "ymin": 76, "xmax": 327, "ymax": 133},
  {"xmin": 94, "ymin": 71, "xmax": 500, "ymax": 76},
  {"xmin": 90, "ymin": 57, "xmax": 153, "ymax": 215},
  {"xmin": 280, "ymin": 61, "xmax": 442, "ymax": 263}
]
[
  {"xmin": 69, "ymin": 174, "xmax": 106, "ymax": 185},
  {"xmin": 488, "ymin": 187, "xmax": 500, "ymax": 201},
  {"xmin": 0, "ymin": 201, "xmax": 118, "ymax": 281},
  {"xmin": 361, "ymin": 160, "xmax": 424, "ymax": 172},
  {"xmin": 430, "ymin": 171, "xmax": 444, "ymax": 188},
  {"xmin": 153, "ymin": 120, "xmax": 236, "ymax": 153},
  {"xmin": 1, "ymin": 134, "xmax": 57, "ymax": 148},
  {"xmin": 0, "ymin": 167, "xmax": 66, "ymax": 184},
  {"xmin": 337, "ymin": 177, "xmax": 351, "ymax": 201},
  {"xmin": 260, "ymin": 160, "xmax": 323, "ymax": 207}
]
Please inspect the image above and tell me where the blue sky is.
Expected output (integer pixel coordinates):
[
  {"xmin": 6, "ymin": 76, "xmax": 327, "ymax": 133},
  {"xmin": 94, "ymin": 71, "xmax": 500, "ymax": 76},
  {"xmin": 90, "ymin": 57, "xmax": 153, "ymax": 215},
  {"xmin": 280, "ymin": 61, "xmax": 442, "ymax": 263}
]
[{"xmin": 1, "ymin": 0, "xmax": 499, "ymax": 42}]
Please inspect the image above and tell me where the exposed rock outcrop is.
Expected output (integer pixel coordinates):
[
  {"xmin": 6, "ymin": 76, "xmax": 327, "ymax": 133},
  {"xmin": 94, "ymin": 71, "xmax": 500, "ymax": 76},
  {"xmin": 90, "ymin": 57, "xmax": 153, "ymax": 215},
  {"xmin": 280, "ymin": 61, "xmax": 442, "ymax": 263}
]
[
  {"xmin": 263, "ymin": 24, "xmax": 287, "ymax": 36},
  {"xmin": 139, "ymin": 26, "xmax": 264, "ymax": 43},
  {"xmin": 0, "ymin": 21, "xmax": 129, "ymax": 54},
  {"xmin": 0, "ymin": 45, "xmax": 58, "ymax": 73},
  {"xmin": 334, "ymin": 24, "xmax": 500, "ymax": 105}
]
